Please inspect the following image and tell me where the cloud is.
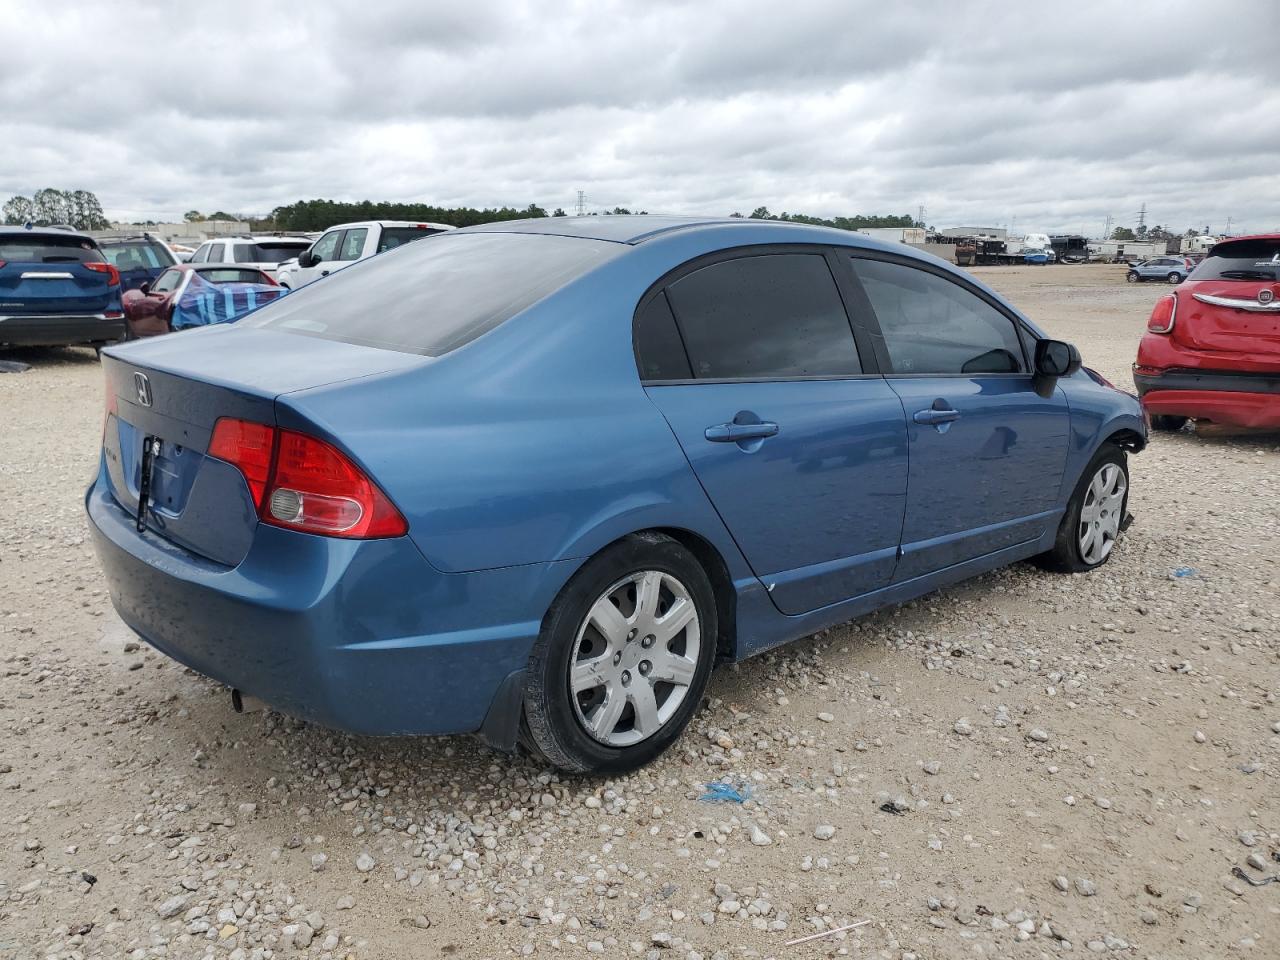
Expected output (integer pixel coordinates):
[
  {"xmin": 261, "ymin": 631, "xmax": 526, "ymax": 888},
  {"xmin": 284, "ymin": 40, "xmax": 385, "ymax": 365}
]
[{"xmin": 0, "ymin": 0, "xmax": 1276, "ymax": 234}]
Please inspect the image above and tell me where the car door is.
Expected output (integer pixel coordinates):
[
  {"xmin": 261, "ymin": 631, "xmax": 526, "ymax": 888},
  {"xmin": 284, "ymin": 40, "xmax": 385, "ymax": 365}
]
[
  {"xmin": 639, "ymin": 249, "xmax": 909, "ymax": 615},
  {"xmin": 846, "ymin": 254, "xmax": 1069, "ymax": 581}
]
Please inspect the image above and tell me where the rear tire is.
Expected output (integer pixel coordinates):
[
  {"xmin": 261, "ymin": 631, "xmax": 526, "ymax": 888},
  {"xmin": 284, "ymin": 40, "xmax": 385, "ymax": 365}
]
[
  {"xmin": 522, "ymin": 532, "xmax": 716, "ymax": 774},
  {"xmin": 1126, "ymin": 271, "xmax": 1140, "ymax": 283},
  {"xmin": 1034, "ymin": 446, "xmax": 1129, "ymax": 574},
  {"xmin": 1150, "ymin": 414, "xmax": 1188, "ymax": 431},
  {"xmin": 1167, "ymin": 272, "xmax": 1183, "ymax": 284}
]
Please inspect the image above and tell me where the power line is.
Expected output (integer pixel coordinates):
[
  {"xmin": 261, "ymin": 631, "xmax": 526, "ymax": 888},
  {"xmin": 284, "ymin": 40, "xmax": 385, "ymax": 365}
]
[{"xmin": 575, "ymin": 190, "xmax": 586, "ymax": 217}]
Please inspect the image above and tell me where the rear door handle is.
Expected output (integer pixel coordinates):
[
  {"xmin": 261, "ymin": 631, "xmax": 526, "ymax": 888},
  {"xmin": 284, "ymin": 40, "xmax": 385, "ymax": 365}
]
[
  {"xmin": 705, "ymin": 421, "xmax": 779, "ymax": 442},
  {"xmin": 912, "ymin": 408, "xmax": 960, "ymax": 425}
]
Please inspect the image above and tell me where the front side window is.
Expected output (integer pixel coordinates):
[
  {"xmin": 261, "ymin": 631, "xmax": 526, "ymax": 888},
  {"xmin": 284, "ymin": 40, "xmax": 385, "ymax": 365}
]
[
  {"xmin": 850, "ymin": 257, "xmax": 1025, "ymax": 375},
  {"xmin": 338, "ymin": 228, "xmax": 368, "ymax": 261},
  {"xmin": 308, "ymin": 232, "xmax": 342, "ymax": 264},
  {"xmin": 663, "ymin": 253, "xmax": 861, "ymax": 379},
  {"xmin": 205, "ymin": 243, "xmax": 226, "ymax": 262}
]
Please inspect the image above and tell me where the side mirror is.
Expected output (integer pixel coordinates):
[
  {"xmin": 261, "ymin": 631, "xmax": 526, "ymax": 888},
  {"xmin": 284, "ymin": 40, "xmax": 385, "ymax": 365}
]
[
  {"xmin": 298, "ymin": 249, "xmax": 317, "ymax": 268},
  {"xmin": 139, "ymin": 281, "xmax": 151, "ymax": 295},
  {"xmin": 1033, "ymin": 340, "xmax": 1082, "ymax": 396}
]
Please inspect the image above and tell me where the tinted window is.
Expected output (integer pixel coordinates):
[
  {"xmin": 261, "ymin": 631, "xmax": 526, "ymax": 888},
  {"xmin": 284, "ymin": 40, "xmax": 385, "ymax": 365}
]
[
  {"xmin": 0, "ymin": 234, "xmax": 102, "ymax": 263},
  {"xmin": 634, "ymin": 292, "xmax": 691, "ymax": 380},
  {"xmin": 338, "ymin": 228, "xmax": 367, "ymax": 261},
  {"xmin": 377, "ymin": 226, "xmax": 442, "ymax": 254},
  {"xmin": 851, "ymin": 257, "xmax": 1025, "ymax": 375},
  {"xmin": 101, "ymin": 240, "xmax": 172, "ymax": 270},
  {"xmin": 244, "ymin": 232, "xmax": 619, "ymax": 356},
  {"xmin": 1189, "ymin": 238, "xmax": 1280, "ymax": 282},
  {"xmin": 251, "ymin": 241, "xmax": 309, "ymax": 264},
  {"xmin": 190, "ymin": 244, "xmax": 209, "ymax": 263},
  {"xmin": 664, "ymin": 254, "xmax": 860, "ymax": 379},
  {"xmin": 152, "ymin": 269, "xmax": 183, "ymax": 293},
  {"xmin": 206, "ymin": 244, "xmax": 226, "ymax": 262}
]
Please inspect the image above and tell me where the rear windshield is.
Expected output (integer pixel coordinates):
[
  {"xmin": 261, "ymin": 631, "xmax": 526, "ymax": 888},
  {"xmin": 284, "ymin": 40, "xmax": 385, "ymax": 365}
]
[
  {"xmin": 233, "ymin": 241, "xmax": 310, "ymax": 264},
  {"xmin": 1189, "ymin": 239, "xmax": 1280, "ymax": 282},
  {"xmin": 199, "ymin": 268, "xmax": 270, "ymax": 284},
  {"xmin": 244, "ymin": 232, "xmax": 620, "ymax": 355},
  {"xmin": 100, "ymin": 240, "xmax": 175, "ymax": 270},
  {"xmin": 376, "ymin": 226, "xmax": 444, "ymax": 254},
  {"xmin": 0, "ymin": 234, "xmax": 103, "ymax": 264}
]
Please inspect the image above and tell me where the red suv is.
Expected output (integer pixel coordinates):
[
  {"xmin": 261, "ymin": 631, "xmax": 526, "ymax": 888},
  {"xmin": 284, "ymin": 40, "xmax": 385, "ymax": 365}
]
[{"xmin": 1134, "ymin": 235, "xmax": 1280, "ymax": 431}]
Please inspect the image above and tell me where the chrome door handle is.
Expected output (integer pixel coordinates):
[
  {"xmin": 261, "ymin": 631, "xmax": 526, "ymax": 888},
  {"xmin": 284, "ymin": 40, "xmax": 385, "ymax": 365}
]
[
  {"xmin": 912, "ymin": 408, "xmax": 960, "ymax": 425},
  {"xmin": 705, "ymin": 421, "xmax": 779, "ymax": 442}
]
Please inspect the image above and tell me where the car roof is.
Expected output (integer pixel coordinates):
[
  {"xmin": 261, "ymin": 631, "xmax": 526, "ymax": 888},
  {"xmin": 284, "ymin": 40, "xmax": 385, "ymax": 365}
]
[
  {"xmin": 458, "ymin": 214, "xmax": 864, "ymax": 246},
  {"xmin": 0, "ymin": 224, "xmax": 96, "ymax": 243},
  {"xmin": 326, "ymin": 220, "xmax": 455, "ymax": 231}
]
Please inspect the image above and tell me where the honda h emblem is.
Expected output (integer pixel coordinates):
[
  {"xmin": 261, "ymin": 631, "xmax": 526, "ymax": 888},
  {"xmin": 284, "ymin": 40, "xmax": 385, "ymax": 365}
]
[{"xmin": 133, "ymin": 372, "xmax": 152, "ymax": 407}]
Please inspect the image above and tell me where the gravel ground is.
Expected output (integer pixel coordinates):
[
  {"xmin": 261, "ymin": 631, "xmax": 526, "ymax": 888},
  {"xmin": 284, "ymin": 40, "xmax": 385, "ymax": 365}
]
[{"xmin": 1, "ymin": 263, "xmax": 1277, "ymax": 960}]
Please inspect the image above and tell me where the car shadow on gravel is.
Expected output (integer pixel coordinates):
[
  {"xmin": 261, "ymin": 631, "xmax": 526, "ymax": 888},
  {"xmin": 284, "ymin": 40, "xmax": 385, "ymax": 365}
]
[{"xmin": 0, "ymin": 345, "xmax": 100, "ymax": 368}]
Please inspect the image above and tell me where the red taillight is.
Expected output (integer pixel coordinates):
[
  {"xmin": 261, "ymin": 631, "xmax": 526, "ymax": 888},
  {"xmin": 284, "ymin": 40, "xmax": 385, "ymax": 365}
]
[
  {"xmin": 0, "ymin": 260, "xmax": 6, "ymax": 270},
  {"xmin": 208, "ymin": 419, "xmax": 276, "ymax": 507},
  {"xmin": 1147, "ymin": 294, "xmax": 1176, "ymax": 333},
  {"xmin": 84, "ymin": 261, "xmax": 121, "ymax": 287},
  {"xmin": 206, "ymin": 418, "xmax": 407, "ymax": 539}
]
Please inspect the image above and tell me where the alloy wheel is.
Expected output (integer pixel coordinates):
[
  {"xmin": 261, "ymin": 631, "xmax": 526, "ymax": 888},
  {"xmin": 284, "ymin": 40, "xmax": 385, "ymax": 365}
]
[
  {"xmin": 569, "ymin": 570, "xmax": 701, "ymax": 747},
  {"xmin": 1078, "ymin": 463, "xmax": 1127, "ymax": 565}
]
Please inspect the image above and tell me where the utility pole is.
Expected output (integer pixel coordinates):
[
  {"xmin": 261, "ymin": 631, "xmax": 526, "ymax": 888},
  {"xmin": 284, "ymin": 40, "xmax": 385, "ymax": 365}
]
[
  {"xmin": 917, "ymin": 204, "xmax": 925, "ymax": 228},
  {"xmin": 1225, "ymin": 216, "xmax": 1233, "ymax": 235},
  {"xmin": 1103, "ymin": 214, "xmax": 1112, "ymax": 240},
  {"xmin": 1137, "ymin": 202, "xmax": 1146, "ymax": 231},
  {"xmin": 575, "ymin": 190, "xmax": 586, "ymax": 217}
]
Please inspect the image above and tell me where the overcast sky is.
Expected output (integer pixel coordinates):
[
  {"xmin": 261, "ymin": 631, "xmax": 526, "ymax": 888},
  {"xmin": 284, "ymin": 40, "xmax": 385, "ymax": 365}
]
[{"xmin": 3, "ymin": 1, "xmax": 1278, "ymax": 235}]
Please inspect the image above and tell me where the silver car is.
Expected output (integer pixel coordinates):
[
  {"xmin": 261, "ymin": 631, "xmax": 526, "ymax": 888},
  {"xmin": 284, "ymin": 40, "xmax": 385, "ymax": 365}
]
[{"xmin": 1127, "ymin": 256, "xmax": 1194, "ymax": 284}]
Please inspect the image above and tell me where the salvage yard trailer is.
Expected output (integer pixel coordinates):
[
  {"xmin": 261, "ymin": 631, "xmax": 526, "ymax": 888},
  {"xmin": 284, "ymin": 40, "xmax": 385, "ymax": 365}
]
[
  {"xmin": 1050, "ymin": 235, "xmax": 1089, "ymax": 263},
  {"xmin": 953, "ymin": 237, "xmax": 1030, "ymax": 266},
  {"xmin": 1090, "ymin": 239, "xmax": 1165, "ymax": 262}
]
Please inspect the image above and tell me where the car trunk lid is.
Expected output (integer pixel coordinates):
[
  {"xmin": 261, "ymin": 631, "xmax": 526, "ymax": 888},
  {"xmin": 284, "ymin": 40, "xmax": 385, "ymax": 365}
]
[
  {"xmin": 101, "ymin": 327, "xmax": 426, "ymax": 566},
  {"xmin": 1175, "ymin": 280, "xmax": 1280, "ymax": 357},
  {"xmin": 0, "ymin": 259, "xmax": 115, "ymax": 315}
]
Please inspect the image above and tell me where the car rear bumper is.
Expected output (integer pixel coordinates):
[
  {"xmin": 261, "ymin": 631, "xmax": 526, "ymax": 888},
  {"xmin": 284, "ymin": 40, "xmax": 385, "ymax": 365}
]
[
  {"xmin": 1134, "ymin": 369, "xmax": 1280, "ymax": 428},
  {"xmin": 0, "ymin": 313, "xmax": 126, "ymax": 346},
  {"xmin": 85, "ymin": 469, "xmax": 567, "ymax": 738}
]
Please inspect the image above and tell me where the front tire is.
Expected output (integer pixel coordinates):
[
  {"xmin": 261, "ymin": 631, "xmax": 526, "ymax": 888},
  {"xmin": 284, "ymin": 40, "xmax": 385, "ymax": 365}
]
[
  {"xmin": 522, "ymin": 533, "xmax": 717, "ymax": 774},
  {"xmin": 1126, "ymin": 271, "xmax": 1140, "ymax": 283},
  {"xmin": 1035, "ymin": 446, "xmax": 1129, "ymax": 573},
  {"xmin": 1167, "ymin": 272, "xmax": 1183, "ymax": 284}
]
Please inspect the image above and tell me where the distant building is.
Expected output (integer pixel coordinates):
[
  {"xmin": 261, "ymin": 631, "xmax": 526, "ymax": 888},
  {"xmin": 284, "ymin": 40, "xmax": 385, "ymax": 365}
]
[
  {"xmin": 939, "ymin": 226, "xmax": 1007, "ymax": 241},
  {"xmin": 91, "ymin": 220, "xmax": 251, "ymax": 245}
]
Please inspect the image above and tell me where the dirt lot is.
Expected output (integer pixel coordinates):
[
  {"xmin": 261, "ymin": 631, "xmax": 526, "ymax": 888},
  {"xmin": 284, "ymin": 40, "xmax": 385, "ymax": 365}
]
[{"xmin": 1, "ymin": 264, "xmax": 1277, "ymax": 960}]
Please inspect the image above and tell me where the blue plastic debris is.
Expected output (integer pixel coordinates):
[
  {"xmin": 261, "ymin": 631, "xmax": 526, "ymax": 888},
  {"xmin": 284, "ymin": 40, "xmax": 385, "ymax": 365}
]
[
  {"xmin": 1172, "ymin": 567, "xmax": 1198, "ymax": 579},
  {"xmin": 699, "ymin": 780, "xmax": 752, "ymax": 804}
]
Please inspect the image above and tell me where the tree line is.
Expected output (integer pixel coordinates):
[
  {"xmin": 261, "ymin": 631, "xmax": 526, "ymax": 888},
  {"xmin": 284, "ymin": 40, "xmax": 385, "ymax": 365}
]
[
  {"xmin": 3, "ymin": 188, "xmax": 110, "ymax": 230},
  {"xmin": 734, "ymin": 207, "xmax": 919, "ymax": 230}
]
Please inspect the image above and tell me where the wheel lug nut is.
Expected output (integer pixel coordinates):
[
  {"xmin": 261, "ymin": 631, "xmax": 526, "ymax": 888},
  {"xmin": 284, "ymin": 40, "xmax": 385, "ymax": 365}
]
[
  {"xmin": 620, "ymin": 670, "xmax": 631, "ymax": 685},
  {"xmin": 627, "ymin": 628, "xmax": 637, "ymax": 641},
  {"xmin": 639, "ymin": 661, "xmax": 651, "ymax": 675},
  {"xmin": 641, "ymin": 635, "xmax": 654, "ymax": 648}
]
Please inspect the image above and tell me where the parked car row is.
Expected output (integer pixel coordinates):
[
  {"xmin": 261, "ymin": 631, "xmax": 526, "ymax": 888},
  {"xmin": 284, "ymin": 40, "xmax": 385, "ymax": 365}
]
[{"xmin": 1, "ymin": 220, "xmax": 452, "ymax": 348}]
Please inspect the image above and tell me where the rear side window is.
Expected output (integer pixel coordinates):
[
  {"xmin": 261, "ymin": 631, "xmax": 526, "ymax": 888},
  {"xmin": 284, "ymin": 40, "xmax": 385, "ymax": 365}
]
[
  {"xmin": 206, "ymin": 243, "xmax": 226, "ymax": 262},
  {"xmin": 851, "ymin": 257, "xmax": 1025, "ymax": 375},
  {"xmin": 244, "ymin": 232, "xmax": 620, "ymax": 356},
  {"xmin": 663, "ymin": 254, "xmax": 861, "ymax": 379},
  {"xmin": 1190, "ymin": 239, "xmax": 1280, "ymax": 281},
  {"xmin": 377, "ymin": 226, "xmax": 443, "ymax": 254},
  {"xmin": 0, "ymin": 234, "xmax": 102, "ymax": 263},
  {"xmin": 634, "ymin": 292, "xmax": 692, "ymax": 380}
]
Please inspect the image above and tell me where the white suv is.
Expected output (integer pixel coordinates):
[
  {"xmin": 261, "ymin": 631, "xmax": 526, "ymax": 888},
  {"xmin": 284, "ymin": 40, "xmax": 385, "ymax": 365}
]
[
  {"xmin": 189, "ymin": 235, "xmax": 313, "ymax": 277},
  {"xmin": 275, "ymin": 221, "xmax": 453, "ymax": 289}
]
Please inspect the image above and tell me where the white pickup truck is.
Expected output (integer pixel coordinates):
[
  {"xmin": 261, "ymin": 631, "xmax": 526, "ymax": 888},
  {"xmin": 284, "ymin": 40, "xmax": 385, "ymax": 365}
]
[{"xmin": 274, "ymin": 220, "xmax": 453, "ymax": 289}]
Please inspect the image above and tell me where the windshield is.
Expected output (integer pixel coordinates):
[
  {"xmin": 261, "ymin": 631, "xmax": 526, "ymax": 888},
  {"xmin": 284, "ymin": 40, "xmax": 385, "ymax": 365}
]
[
  {"xmin": 0, "ymin": 234, "xmax": 103, "ymax": 263},
  {"xmin": 244, "ymin": 231, "xmax": 620, "ymax": 356},
  {"xmin": 1189, "ymin": 239, "xmax": 1280, "ymax": 282},
  {"xmin": 100, "ymin": 240, "xmax": 175, "ymax": 270}
]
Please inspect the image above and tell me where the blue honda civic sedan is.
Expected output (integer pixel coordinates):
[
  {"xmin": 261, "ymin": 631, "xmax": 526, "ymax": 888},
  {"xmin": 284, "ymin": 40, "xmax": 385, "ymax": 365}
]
[{"xmin": 87, "ymin": 216, "xmax": 1145, "ymax": 772}]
